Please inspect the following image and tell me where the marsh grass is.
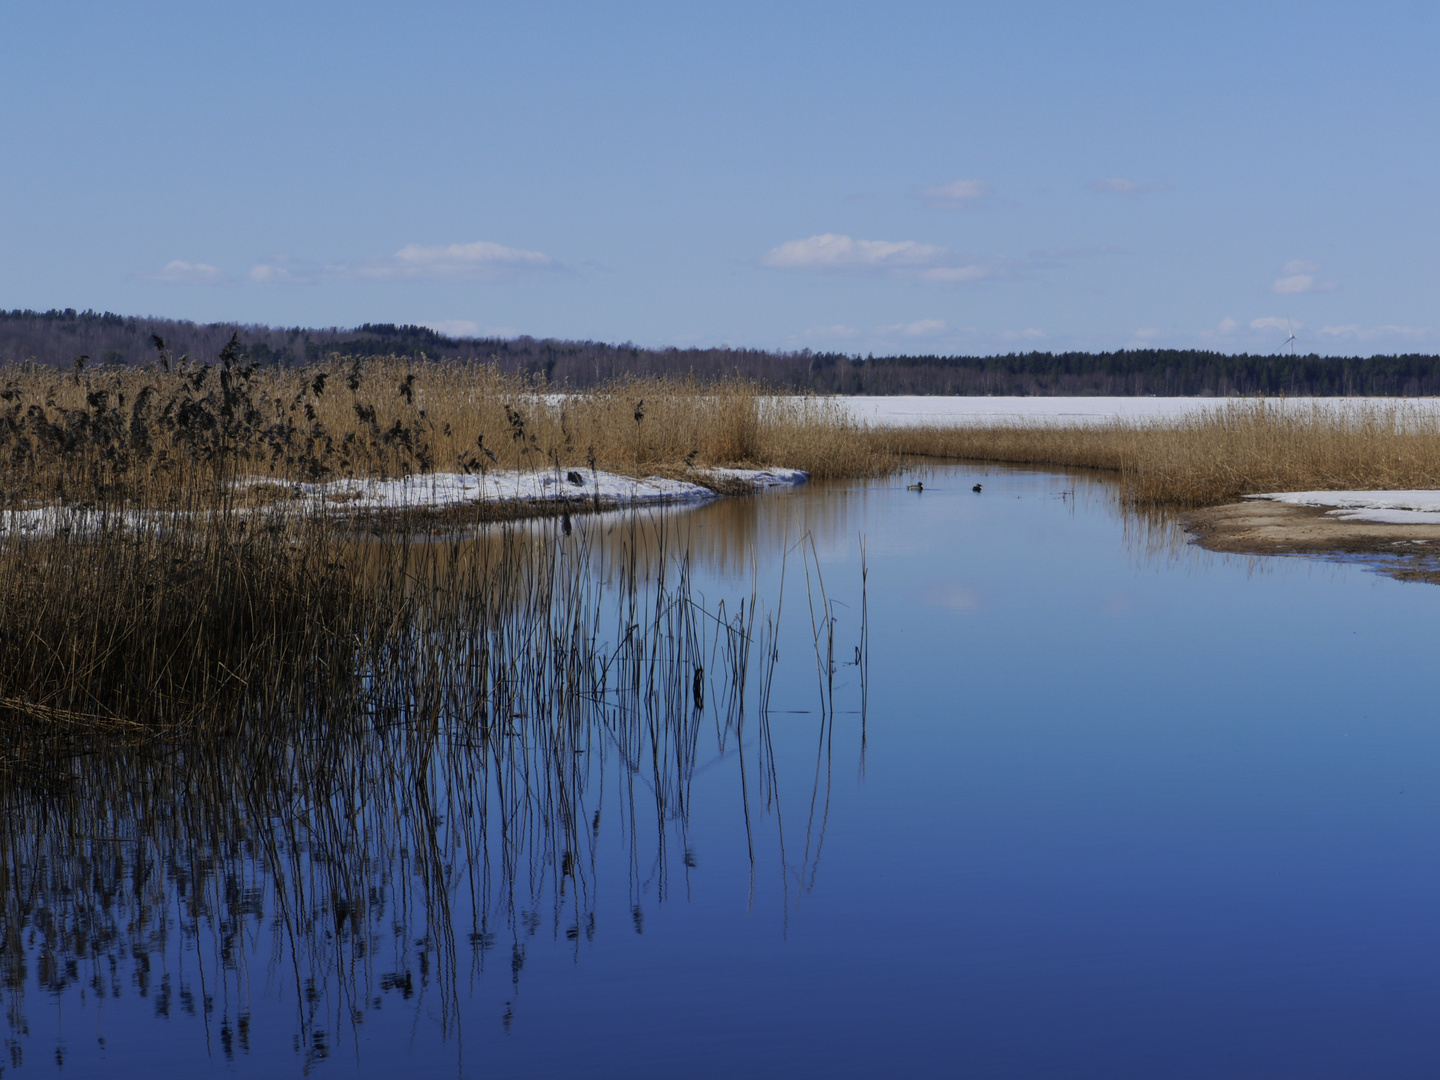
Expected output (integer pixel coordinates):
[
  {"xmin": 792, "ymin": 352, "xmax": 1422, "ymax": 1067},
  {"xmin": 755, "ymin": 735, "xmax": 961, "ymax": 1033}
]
[
  {"xmin": 869, "ymin": 398, "xmax": 1440, "ymax": 507},
  {"xmin": 0, "ymin": 513, "xmax": 863, "ymax": 1065},
  {"xmin": 0, "ymin": 350, "xmax": 882, "ymax": 513},
  {"xmin": 0, "ymin": 350, "xmax": 889, "ymax": 735}
]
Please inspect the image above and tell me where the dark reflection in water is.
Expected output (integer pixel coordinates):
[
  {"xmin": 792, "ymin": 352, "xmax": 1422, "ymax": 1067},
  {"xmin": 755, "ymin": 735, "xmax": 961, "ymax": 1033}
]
[
  {"xmin": 8, "ymin": 462, "xmax": 1440, "ymax": 1078},
  {"xmin": 0, "ymin": 510, "xmax": 865, "ymax": 1075}
]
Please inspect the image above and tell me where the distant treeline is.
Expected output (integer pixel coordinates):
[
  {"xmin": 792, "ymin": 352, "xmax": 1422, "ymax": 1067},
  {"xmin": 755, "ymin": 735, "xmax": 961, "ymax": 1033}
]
[{"xmin": 5, "ymin": 307, "xmax": 1440, "ymax": 396}]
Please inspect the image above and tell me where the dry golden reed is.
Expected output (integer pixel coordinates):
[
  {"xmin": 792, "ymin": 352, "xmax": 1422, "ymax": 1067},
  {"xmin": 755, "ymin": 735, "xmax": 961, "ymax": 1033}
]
[
  {"xmin": 865, "ymin": 398, "xmax": 1440, "ymax": 508},
  {"xmin": 0, "ymin": 351, "xmax": 884, "ymax": 736},
  {"xmin": 0, "ymin": 352, "xmax": 884, "ymax": 514}
]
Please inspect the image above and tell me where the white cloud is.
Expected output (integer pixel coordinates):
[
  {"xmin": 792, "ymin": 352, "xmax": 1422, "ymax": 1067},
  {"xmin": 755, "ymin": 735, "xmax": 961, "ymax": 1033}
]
[
  {"xmin": 1196, "ymin": 317, "xmax": 1245, "ymax": 343},
  {"xmin": 1250, "ymin": 317, "xmax": 1297, "ymax": 331},
  {"xmin": 341, "ymin": 240, "xmax": 557, "ymax": 282},
  {"xmin": 924, "ymin": 582, "xmax": 982, "ymax": 610},
  {"xmin": 999, "ymin": 328, "xmax": 1046, "ymax": 341},
  {"xmin": 760, "ymin": 233, "xmax": 998, "ymax": 283},
  {"xmin": 248, "ymin": 240, "xmax": 559, "ymax": 285},
  {"xmin": 1271, "ymin": 259, "xmax": 1337, "ymax": 294},
  {"xmin": 1272, "ymin": 274, "xmax": 1326, "ymax": 295},
  {"xmin": 1090, "ymin": 177, "xmax": 1170, "ymax": 196},
  {"xmin": 916, "ymin": 180, "xmax": 989, "ymax": 208},
  {"xmin": 1093, "ymin": 177, "xmax": 1140, "ymax": 195},
  {"xmin": 1319, "ymin": 323, "xmax": 1431, "ymax": 342},
  {"xmin": 145, "ymin": 259, "xmax": 226, "ymax": 285},
  {"xmin": 247, "ymin": 256, "xmax": 309, "ymax": 283},
  {"xmin": 762, "ymin": 233, "xmax": 945, "ymax": 271},
  {"xmin": 881, "ymin": 319, "xmax": 949, "ymax": 338},
  {"xmin": 1131, "ymin": 327, "xmax": 1160, "ymax": 341}
]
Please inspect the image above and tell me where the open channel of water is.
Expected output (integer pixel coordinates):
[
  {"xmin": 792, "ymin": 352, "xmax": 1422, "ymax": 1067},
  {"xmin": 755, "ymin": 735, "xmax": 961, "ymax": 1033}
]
[{"xmin": 5, "ymin": 461, "xmax": 1440, "ymax": 1078}]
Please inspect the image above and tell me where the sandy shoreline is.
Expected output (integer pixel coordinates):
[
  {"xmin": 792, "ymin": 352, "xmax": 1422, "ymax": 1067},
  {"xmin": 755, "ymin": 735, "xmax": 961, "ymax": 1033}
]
[{"xmin": 1183, "ymin": 501, "xmax": 1440, "ymax": 557}]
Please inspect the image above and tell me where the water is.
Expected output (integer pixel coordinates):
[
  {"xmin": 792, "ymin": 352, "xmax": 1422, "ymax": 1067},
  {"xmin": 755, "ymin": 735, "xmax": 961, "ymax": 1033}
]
[{"xmin": 6, "ymin": 462, "xmax": 1440, "ymax": 1078}]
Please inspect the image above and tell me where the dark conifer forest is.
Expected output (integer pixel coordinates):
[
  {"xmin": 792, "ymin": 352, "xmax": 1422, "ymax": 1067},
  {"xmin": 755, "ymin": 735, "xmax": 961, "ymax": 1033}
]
[{"xmin": 5, "ymin": 307, "xmax": 1440, "ymax": 396}]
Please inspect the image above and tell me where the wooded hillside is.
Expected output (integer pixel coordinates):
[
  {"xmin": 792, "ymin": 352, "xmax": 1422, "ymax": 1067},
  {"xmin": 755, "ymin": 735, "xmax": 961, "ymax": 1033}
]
[{"xmin": 5, "ymin": 308, "xmax": 1439, "ymax": 396}]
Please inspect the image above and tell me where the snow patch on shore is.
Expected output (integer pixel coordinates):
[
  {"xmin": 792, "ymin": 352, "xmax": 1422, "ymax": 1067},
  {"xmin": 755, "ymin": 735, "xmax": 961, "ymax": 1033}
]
[
  {"xmin": 0, "ymin": 467, "xmax": 808, "ymax": 538},
  {"xmin": 1248, "ymin": 490, "xmax": 1440, "ymax": 525},
  {"xmin": 0, "ymin": 505, "xmax": 162, "ymax": 539},
  {"xmin": 261, "ymin": 466, "xmax": 805, "ymax": 512},
  {"xmin": 701, "ymin": 467, "xmax": 810, "ymax": 489}
]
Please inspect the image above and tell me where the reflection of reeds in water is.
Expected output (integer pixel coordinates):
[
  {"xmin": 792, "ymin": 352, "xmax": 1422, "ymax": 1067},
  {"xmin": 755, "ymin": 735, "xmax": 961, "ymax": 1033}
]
[{"xmin": 0, "ymin": 515, "xmax": 866, "ymax": 1067}]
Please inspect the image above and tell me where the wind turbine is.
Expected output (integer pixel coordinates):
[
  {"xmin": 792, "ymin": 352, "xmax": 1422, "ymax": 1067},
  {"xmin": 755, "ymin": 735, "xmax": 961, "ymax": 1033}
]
[{"xmin": 1282, "ymin": 317, "xmax": 1300, "ymax": 356}]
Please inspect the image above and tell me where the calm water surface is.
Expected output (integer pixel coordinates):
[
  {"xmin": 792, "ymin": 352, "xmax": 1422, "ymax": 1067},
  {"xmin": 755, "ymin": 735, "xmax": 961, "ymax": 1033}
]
[{"xmin": 7, "ymin": 463, "xmax": 1440, "ymax": 1078}]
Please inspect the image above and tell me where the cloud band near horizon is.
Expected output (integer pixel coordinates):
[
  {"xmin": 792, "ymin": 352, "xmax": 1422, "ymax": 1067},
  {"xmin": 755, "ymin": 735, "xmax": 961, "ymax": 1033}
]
[{"xmin": 760, "ymin": 233, "xmax": 997, "ymax": 283}]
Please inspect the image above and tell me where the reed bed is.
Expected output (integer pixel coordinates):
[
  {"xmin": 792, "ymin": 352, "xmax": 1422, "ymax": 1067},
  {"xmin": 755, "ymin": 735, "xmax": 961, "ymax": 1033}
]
[
  {"xmin": 0, "ymin": 346, "xmax": 869, "ymax": 1063},
  {"xmin": 0, "ymin": 349, "xmax": 885, "ymax": 734},
  {"xmin": 869, "ymin": 398, "xmax": 1440, "ymax": 507},
  {"xmin": 0, "ymin": 516, "xmax": 860, "ymax": 1064},
  {"xmin": 8, "ymin": 346, "xmax": 1435, "ymax": 516},
  {"xmin": 0, "ymin": 348, "xmax": 883, "ymax": 512}
]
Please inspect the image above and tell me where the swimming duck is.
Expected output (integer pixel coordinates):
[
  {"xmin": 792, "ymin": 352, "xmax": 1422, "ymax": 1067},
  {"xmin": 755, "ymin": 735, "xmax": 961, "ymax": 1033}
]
[
  {"xmin": 972, "ymin": 483, "xmax": 983, "ymax": 492},
  {"xmin": 907, "ymin": 481, "xmax": 924, "ymax": 492}
]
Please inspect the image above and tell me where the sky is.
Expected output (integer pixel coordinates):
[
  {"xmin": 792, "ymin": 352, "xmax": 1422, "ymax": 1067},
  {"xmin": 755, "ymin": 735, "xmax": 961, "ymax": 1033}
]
[{"xmin": 1, "ymin": 1, "xmax": 1436, "ymax": 357}]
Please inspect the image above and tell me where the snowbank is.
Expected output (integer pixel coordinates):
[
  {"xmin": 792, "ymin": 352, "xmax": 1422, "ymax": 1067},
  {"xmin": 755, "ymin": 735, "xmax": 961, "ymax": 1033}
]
[
  {"xmin": 253, "ymin": 466, "xmax": 807, "ymax": 512},
  {"xmin": 0, "ymin": 467, "xmax": 809, "ymax": 538},
  {"xmin": 1248, "ymin": 490, "xmax": 1440, "ymax": 525}
]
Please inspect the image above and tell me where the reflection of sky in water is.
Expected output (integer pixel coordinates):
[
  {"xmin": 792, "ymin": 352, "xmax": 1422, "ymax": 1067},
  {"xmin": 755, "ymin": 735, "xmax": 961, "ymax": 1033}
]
[{"xmin": 10, "ymin": 463, "xmax": 1440, "ymax": 1077}]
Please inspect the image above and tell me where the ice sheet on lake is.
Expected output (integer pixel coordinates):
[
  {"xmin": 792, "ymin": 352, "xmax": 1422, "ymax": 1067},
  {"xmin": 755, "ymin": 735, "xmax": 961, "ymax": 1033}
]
[
  {"xmin": 823, "ymin": 395, "xmax": 1440, "ymax": 428},
  {"xmin": 1248, "ymin": 490, "xmax": 1440, "ymax": 525}
]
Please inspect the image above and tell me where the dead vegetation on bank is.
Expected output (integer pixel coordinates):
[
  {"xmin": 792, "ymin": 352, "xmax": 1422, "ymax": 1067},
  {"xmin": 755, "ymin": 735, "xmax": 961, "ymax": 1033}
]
[
  {"xmin": 0, "ymin": 345, "xmax": 880, "ymax": 513},
  {"xmin": 874, "ymin": 398, "xmax": 1440, "ymax": 508},
  {"xmin": 17, "ymin": 345, "xmax": 1426, "ymax": 516},
  {"xmin": 0, "ymin": 348, "xmax": 880, "ymax": 737}
]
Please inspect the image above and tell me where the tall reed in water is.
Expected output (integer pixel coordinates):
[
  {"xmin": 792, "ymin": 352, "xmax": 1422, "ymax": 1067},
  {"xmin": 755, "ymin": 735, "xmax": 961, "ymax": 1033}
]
[
  {"xmin": 0, "ymin": 348, "xmax": 887, "ymax": 731},
  {"xmin": 0, "ymin": 514, "xmax": 865, "ymax": 1065}
]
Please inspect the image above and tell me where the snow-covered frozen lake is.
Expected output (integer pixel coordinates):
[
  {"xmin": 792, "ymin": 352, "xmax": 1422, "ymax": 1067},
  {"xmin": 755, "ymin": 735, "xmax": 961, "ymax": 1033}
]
[{"xmin": 821, "ymin": 395, "xmax": 1440, "ymax": 428}]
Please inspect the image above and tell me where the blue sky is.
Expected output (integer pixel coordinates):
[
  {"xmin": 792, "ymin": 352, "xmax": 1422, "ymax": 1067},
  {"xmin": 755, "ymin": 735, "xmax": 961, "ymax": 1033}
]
[{"xmin": 2, "ymin": 1, "xmax": 1435, "ymax": 356}]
